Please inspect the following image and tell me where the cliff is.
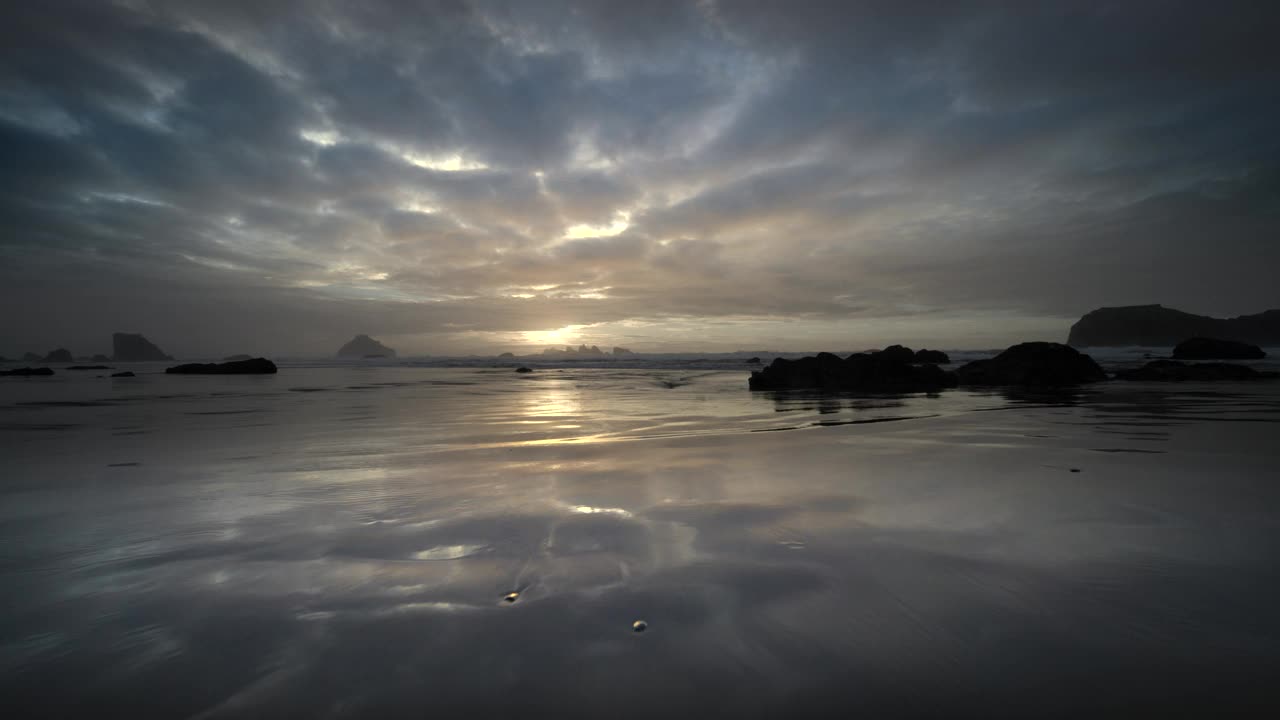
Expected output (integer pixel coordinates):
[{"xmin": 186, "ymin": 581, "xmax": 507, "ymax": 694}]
[
  {"xmin": 112, "ymin": 333, "xmax": 173, "ymax": 361},
  {"xmin": 1067, "ymin": 305, "xmax": 1280, "ymax": 347},
  {"xmin": 337, "ymin": 334, "xmax": 397, "ymax": 358}
]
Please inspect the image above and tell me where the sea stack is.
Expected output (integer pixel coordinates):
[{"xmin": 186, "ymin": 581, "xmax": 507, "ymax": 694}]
[
  {"xmin": 1067, "ymin": 305, "xmax": 1280, "ymax": 347},
  {"xmin": 113, "ymin": 333, "xmax": 173, "ymax": 362},
  {"xmin": 337, "ymin": 334, "xmax": 397, "ymax": 358},
  {"xmin": 166, "ymin": 358, "xmax": 277, "ymax": 375}
]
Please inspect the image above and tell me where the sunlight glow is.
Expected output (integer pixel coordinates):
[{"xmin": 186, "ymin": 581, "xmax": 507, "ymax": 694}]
[{"xmin": 563, "ymin": 211, "xmax": 631, "ymax": 239}]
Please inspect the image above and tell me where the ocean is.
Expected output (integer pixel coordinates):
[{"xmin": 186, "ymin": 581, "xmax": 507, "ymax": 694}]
[{"xmin": 2, "ymin": 357, "xmax": 1279, "ymax": 717}]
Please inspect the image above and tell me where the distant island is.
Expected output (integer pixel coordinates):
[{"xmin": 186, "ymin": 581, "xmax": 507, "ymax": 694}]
[
  {"xmin": 113, "ymin": 333, "xmax": 173, "ymax": 361},
  {"xmin": 1067, "ymin": 305, "xmax": 1280, "ymax": 347},
  {"xmin": 337, "ymin": 334, "xmax": 397, "ymax": 358}
]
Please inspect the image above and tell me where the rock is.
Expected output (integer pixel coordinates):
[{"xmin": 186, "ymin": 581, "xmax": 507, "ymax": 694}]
[
  {"xmin": 222, "ymin": 354, "xmax": 253, "ymax": 361},
  {"xmin": 43, "ymin": 348, "xmax": 73, "ymax": 363},
  {"xmin": 749, "ymin": 348, "xmax": 959, "ymax": 392},
  {"xmin": 1171, "ymin": 337, "xmax": 1266, "ymax": 360},
  {"xmin": 1, "ymin": 367, "xmax": 55, "ymax": 376},
  {"xmin": 497, "ymin": 352, "xmax": 516, "ymax": 359},
  {"xmin": 955, "ymin": 342, "xmax": 1107, "ymax": 386},
  {"xmin": 914, "ymin": 349, "xmax": 950, "ymax": 364},
  {"xmin": 165, "ymin": 358, "xmax": 278, "ymax": 375},
  {"xmin": 1115, "ymin": 360, "xmax": 1277, "ymax": 381},
  {"xmin": 113, "ymin": 333, "xmax": 173, "ymax": 361},
  {"xmin": 515, "ymin": 366, "xmax": 533, "ymax": 373},
  {"xmin": 1068, "ymin": 305, "xmax": 1280, "ymax": 347},
  {"xmin": 612, "ymin": 346, "xmax": 634, "ymax": 355},
  {"xmin": 21, "ymin": 352, "xmax": 41, "ymax": 362},
  {"xmin": 337, "ymin": 335, "xmax": 396, "ymax": 358},
  {"xmin": 632, "ymin": 620, "xmax": 648, "ymax": 633},
  {"xmin": 111, "ymin": 371, "xmax": 136, "ymax": 378},
  {"xmin": 67, "ymin": 365, "xmax": 111, "ymax": 370},
  {"xmin": 91, "ymin": 354, "xmax": 110, "ymax": 363},
  {"xmin": 745, "ymin": 356, "xmax": 762, "ymax": 364}
]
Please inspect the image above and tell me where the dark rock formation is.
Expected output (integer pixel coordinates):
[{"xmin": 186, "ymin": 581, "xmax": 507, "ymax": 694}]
[
  {"xmin": 914, "ymin": 349, "xmax": 950, "ymax": 364},
  {"xmin": 165, "ymin": 358, "xmax": 277, "ymax": 375},
  {"xmin": 1115, "ymin": 360, "xmax": 1277, "ymax": 382},
  {"xmin": 745, "ymin": 357, "xmax": 762, "ymax": 364},
  {"xmin": 91, "ymin": 354, "xmax": 110, "ymax": 363},
  {"xmin": 113, "ymin": 333, "xmax": 173, "ymax": 361},
  {"xmin": 1068, "ymin": 305, "xmax": 1280, "ymax": 347},
  {"xmin": 515, "ymin": 366, "xmax": 533, "ymax": 373},
  {"xmin": 222, "ymin": 354, "xmax": 253, "ymax": 362},
  {"xmin": 68, "ymin": 365, "xmax": 111, "ymax": 370},
  {"xmin": 749, "ymin": 348, "xmax": 958, "ymax": 392},
  {"xmin": 1, "ymin": 367, "xmax": 54, "ymax": 376},
  {"xmin": 111, "ymin": 371, "xmax": 136, "ymax": 378},
  {"xmin": 612, "ymin": 346, "xmax": 634, "ymax": 355},
  {"xmin": 21, "ymin": 352, "xmax": 41, "ymax": 362},
  {"xmin": 956, "ymin": 342, "xmax": 1107, "ymax": 386},
  {"xmin": 43, "ymin": 348, "xmax": 73, "ymax": 363},
  {"xmin": 1171, "ymin": 337, "xmax": 1266, "ymax": 360},
  {"xmin": 337, "ymin": 335, "xmax": 396, "ymax": 358},
  {"xmin": 498, "ymin": 352, "xmax": 516, "ymax": 359}
]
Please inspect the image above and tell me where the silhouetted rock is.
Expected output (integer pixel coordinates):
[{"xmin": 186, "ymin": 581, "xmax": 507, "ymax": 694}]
[
  {"xmin": 1068, "ymin": 305, "xmax": 1280, "ymax": 347},
  {"xmin": 21, "ymin": 352, "xmax": 41, "ymax": 362},
  {"xmin": 111, "ymin": 371, "xmax": 136, "ymax": 378},
  {"xmin": 745, "ymin": 357, "xmax": 762, "ymax": 364},
  {"xmin": 1115, "ymin": 360, "xmax": 1277, "ymax": 381},
  {"xmin": 956, "ymin": 342, "xmax": 1106, "ymax": 386},
  {"xmin": 1171, "ymin": 337, "xmax": 1266, "ymax": 360},
  {"xmin": 612, "ymin": 347, "xmax": 634, "ymax": 355},
  {"xmin": 43, "ymin": 348, "xmax": 73, "ymax": 363},
  {"xmin": 914, "ymin": 349, "xmax": 950, "ymax": 364},
  {"xmin": 113, "ymin": 333, "xmax": 173, "ymax": 361},
  {"xmin": 1, "ymin": 367, "xmax": 54, "ymax": 376},
  {"xmin": 498, "ymin": 352, "xmax": 516, "ymax": 359},
  {"xmin": 876, "ymin": 345, "xmax": 916, "ymax": 365},
  {"xmin": 337, "ymin": 335, "xmax": 396, "ymax": 358},
  {"xmin": 165, "ymin": 358, "xmax": 277, "ymax": 374},
  {"xmin": 749, "ymin": 348, "xmax": 958, "ymax": 391},
  {"xmin": 222, "ymin": 354, "xmax": 253, "ymax": 361},
  {"xmin": 68, "ymin": 365, "xmax": 111, "ymax": 370},
  {"xmin": 91, "ymin": 354, "xmax": 110, "ymax": 363},
  {"xmin": 515, "ymin": 366, "xmax": 533, "ymax": 373}
]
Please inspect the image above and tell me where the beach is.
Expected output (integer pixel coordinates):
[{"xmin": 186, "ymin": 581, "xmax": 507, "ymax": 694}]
[{"xmin": 2, "ymin": 364, "xmax": 1279, "ymax": 717}]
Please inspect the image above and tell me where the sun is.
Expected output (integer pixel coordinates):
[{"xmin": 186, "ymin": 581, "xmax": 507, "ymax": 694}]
[{"xmin": 521, "ymin": 325, "xmax": 586, "ymax": 348}]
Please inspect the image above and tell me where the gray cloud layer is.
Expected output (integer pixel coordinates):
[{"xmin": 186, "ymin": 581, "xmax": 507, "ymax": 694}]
[{"xmin": 3, "ymin": 0, "xmax": 1278, "ymax": 355}]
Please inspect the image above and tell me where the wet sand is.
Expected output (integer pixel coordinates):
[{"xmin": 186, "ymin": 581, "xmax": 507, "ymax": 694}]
[{"xmin": 2, "ymin": 368, "xmax": 1279, "ymax": 717}]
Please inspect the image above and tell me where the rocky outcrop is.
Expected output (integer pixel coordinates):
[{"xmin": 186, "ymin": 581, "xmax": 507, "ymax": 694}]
[
  {"xmin": 165, "ymin": 358, "xmax": 277, "ymax": 375},
  {"xmin": 612, "ymin": 347, "xmax": 634, "ymax": 355},
  {"xmin": 1, "ymin": 367, "xmax": 54, "ymax": 376},
  {"xmin": 1115, "ymin": 360, "xmax": 1277, "ymax": 381},
  {"xmin": 43, "ymin": 348, "xmax": 73, "ymax": 363},
  {"xmin": 1171, "ymin": 337, "xmax": 1266, "ymax": 360},
  {"xmin": 68, "ymin": 365, "xmax": 111, "ymax": 370},
  {"xmin": 515, "ymin": 366, "xmax": 533, "ymax": 373},
  {"xmin": 222, "ymin": 354, "xmax": 253, "ymax": 362},
  {"xmin": 337, "ymin": 335, "xmax": 396, "ymax": 358},
  {"xmin": 1067, "ymin": 305, "xmax": 1280, "ymax": 347},
  {"xmin": 745, "ymin": 357, "xmax": 762, "ymax": 364},
  {"xmin": 497, "ymin": 352, "xmax": 516, "ymax": 359},
  {"xmin": 113, "ymin": 333, "xmax": 173, "ymax": 361},
  {"xmin": 914, "ymin": 349, "xmax": 950, "ymax": 364},
  {"xmin": 749, "ymin": 347, "xmax": 958, "ymax": 391},
  {"xmin": 111, "ymin": 371, "xmax": 136, "ymax": 378},
  {"xmin": 956, "ymin": 342, "xmax": 1106, "ymax": 386}
]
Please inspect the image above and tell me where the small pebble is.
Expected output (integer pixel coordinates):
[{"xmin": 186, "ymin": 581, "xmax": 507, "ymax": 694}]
[
  {"xmin": 503, "ymin": 592, "xmax": 519, "ymax": 603},
  {"xmin": 632, "ymin": 620, "xmax": 647, "ymax": 633}
]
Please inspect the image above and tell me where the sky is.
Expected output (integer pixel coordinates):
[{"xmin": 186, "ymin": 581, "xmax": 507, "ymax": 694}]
[{"xmin": 2, "ymin": 0, "xmax": 1278, "ymax": 357}]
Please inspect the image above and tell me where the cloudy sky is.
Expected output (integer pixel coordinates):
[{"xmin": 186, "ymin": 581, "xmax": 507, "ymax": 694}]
[{"xmin": 3, "ymin": 1, "xmax": 1278, "ymax": 357}]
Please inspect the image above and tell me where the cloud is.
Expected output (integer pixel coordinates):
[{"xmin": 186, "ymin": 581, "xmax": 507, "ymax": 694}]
[{"xmin": 1, "ymin": 0, "xmax": 1278, "ymax": 355}]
